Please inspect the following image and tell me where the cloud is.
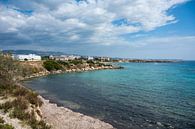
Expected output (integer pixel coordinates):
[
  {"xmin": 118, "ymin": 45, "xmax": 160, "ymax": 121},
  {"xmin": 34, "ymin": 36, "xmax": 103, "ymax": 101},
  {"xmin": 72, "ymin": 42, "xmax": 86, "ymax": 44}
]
[
  {"xmin": 0, "ymin": 0, "xmax": 189, "ymax": 48},
  {"xmin": 127, "ymin": 35, "xmax": 195, "ymax": 47}
]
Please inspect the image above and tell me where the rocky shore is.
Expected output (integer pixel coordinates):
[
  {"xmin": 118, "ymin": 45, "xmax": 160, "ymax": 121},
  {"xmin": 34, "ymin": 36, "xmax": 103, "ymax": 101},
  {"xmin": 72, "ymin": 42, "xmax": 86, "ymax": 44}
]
[
  {"xmin": 39, "ymin": 96, "xmax": 115, "ymax": 129},
  {"xmin": 22, "ymin": 65, "xmax": 123, "ymax": 80},
  {"xmin": 19, "ymin": 63, "xmax": 122, "ymax": 129}
]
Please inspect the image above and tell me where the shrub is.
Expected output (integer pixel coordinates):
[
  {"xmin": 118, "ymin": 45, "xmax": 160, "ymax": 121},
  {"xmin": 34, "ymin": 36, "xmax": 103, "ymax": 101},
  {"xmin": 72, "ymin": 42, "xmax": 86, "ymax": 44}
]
[
  {"xmin": 86, "ymin": 60, "xmax": 95, "ymax": 64},
  {"xmin": 70, "ymin": 60, "xmax": 83, "ymax": 65},
  {"xmin": 10, "ymin": 108, "xmax": 30, "ymax": 120},
  {"xmin": 0, "ymin": 117, "xmax": 4, "ymax": 124},
  {"xmin": 43, "ymin": 60, "xmax": 63, "ymax": 71},
  {"xmin": 0, "ymin": 101, "xmax": 13, "ymax": 113},
  {"xmin": 0, "ymin": 84, "xmax": 16, "ymax": 96},
  {"xmin": 9, "ymin": 107, "xmax": 50, "ymax": 129},
  {"xmin": 12, "ymin": 86, "xmax": 42, "ymax": 107},
  {"xmin": 29, "ymin": 118, "xmax": 51, "ymax": 129},
  {"xmin": 28, "ymin": 111, "xmax": 51, "ymax": 129},
  {"xmin": 0, "ymin": 124, "xmax": 14, "ymax": 129},
  {"xmin": 25, "ymin": 92, "xmax": 43, "ymax": 107},
  {"xmin": 57, "ymin": 61, "xmax": 70, "ymax": 68},
  {"xmin": 12, "ymin": 97, "xmax": 28, "ymax": 110},
  {"xmin": 12, "ymin": 87, "xmax": 29, "ymax": 97}
]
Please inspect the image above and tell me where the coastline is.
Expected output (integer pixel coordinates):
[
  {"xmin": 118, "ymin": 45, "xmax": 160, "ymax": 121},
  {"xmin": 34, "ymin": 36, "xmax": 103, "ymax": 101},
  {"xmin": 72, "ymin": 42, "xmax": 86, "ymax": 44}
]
[
  {"xmin": 38, "ymin": 95, "xmax": 115, "ymax": 129},
  {"xmin": 21, "ymin": 64, "xmax": 123, "ymax": 80},
  {"xmin": 20, "ymin": 65, "xmax": 120, "ymax": 129},
  {"xmin": 0, "ymin": 57, "xmax": 121, "ymax": 129}
]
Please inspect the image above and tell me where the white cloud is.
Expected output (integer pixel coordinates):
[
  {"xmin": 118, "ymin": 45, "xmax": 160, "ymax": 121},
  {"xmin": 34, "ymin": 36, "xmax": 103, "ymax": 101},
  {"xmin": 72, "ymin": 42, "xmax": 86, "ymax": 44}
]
[
  {"xmin": 0, "ymin": 0, "xmax": 189, "ymax": 47},
  {"xmin": 128, "ymin": 35, "xmax": 195, "ymax": 47}
]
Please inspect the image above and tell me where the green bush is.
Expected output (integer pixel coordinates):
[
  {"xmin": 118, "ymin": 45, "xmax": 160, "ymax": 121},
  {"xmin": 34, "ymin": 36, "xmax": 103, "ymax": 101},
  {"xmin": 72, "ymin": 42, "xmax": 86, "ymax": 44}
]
[
  {"xmin": 12, "ymin": 87, "xmax": 29, "ymax": 97},
  {"xmin": 9, "ymin": 107, "xmax": 50, "ymax": 129},
  {"xmin": 86, "ymin": 60, "xmax": 95, "ymax": 64},
  {"xmin": 12, "ymin": 86, "xmax": 42, "ymax": 107},
  {"xmin": 43, "ymin": 60, "xmax": 63, "ymax": 71},
  {"xmin": 70, "ymin": 60, "xmax": 83, "ymax": 65},
  {"xmin": 0, "ymin": 101, "xmax": 13, "ymax": 113},
  {"xmin": 25, "ymin": 92, "xmax": 42, "ymax": 107},
  {"xmin": 12, "ymin": 97, "xmax": 28, "ymax": 110},
  {"xmin": 0, "ymin": 97, "xmax": 28, "ymax": 113},
  {"xmin": 0, "ymin": 54, "xmax": 17, "ymax": 86},
  {"xmin": 29, "ymin": 118, "xmax": 51, "ymax": 129},
  {"xmin": 57, "ymin": 61, "xmax": 70, "ymax": 68},
  {"xmin": 10, "ymin": 108, "xmax": 30, "ymax": 120},
  {"xmin": 0, "ymin": 124, "xmax": 14, "ymax": 129},
  {"xmin": 0, "ymin": 117, "xmax": 4, "ymax": 124}
]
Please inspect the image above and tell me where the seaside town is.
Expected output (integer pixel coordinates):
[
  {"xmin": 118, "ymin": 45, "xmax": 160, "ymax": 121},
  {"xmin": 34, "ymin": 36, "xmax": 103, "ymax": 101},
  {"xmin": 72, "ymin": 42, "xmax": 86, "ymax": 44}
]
[
  {"xmin": 12, "ymin": 53, "xmax": 111, "ymax": 62},
  {"xmin": 11, "ymin": 53, "xmax": 176, "ymax": 63}
]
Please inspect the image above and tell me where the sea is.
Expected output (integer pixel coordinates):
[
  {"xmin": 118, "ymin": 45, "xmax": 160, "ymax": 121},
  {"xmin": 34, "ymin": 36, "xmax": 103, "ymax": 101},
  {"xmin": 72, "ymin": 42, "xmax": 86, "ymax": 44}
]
[{"xmin": 24, "ymin": 61, "xmax": 195, "ymax": 129}]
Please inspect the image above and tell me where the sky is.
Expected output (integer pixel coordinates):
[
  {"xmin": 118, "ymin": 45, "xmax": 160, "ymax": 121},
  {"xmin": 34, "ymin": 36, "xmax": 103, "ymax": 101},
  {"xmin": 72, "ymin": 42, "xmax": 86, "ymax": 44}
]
[{"xmin": 0, "ymin": 0, "xmax": 195, "ymax": 60}]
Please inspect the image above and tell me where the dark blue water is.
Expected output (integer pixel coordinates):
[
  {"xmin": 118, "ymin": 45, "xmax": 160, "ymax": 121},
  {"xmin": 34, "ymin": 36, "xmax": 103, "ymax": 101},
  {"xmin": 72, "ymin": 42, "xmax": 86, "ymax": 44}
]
[{"xmin": 24, "ymin": 62, "xmax": 195, "ymax": 129}]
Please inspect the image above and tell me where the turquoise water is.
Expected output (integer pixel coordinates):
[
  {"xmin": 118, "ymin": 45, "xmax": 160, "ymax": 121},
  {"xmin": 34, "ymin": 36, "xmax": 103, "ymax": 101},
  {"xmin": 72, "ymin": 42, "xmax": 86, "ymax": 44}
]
[{"xmin": 24, "ymin": 62, "xmax": 195, "ymax": 129}]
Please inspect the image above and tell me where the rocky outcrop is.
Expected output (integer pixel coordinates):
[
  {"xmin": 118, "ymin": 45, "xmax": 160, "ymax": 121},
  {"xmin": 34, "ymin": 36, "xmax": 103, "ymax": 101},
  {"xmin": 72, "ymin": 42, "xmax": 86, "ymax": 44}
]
[{"xmin": 21, "ymin": 65, "xmax": 123, "ymax": 80}]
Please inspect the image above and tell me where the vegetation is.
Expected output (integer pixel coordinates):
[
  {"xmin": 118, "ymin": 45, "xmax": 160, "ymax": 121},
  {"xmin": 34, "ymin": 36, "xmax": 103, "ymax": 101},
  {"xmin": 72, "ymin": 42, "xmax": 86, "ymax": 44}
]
[
  {"xmin": 43, "ymin": 60, "xmax": 63, "ymax": 71},
  {"xmin": 0, "ymin": 117, "xmax": 4, "ymax": 124},
  {"xmin": 0, "ymin": 53, "xmax": 20, "ymax": 86},
  {"xmin": 0, "ymin": 117, "xmax": 14, "ymax": 129},
  {"xmin": 57, "ymin": 61, "xmax": 70, "ymax": 68},
  {"xmin": 43, "ymin": 59, "xmax": 111, "ymax": 72},
  {"xmin": 69, "ymin": 60, "xmax": 83, "ymax": 65},
  {"xmin": 0, "ymin": 124, "xmax": 14, "ymax": 129},
  {"xmin": 0, "ymin": 53, "xmax": 50, "ymax": 129}
]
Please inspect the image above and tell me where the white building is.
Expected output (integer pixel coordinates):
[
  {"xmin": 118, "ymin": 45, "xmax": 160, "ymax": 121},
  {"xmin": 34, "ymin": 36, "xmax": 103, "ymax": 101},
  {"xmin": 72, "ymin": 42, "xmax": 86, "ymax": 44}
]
[
  {"xmin": 13, "ymin": 54, "xmax": 41, "ymax": 61},
  {"xmin": 50, "ymin": 55, "xmax": 81, "ymax": 61},
  {"xmin": 87, "ymin": 56, "xmax": 94, "ymax": 60}
]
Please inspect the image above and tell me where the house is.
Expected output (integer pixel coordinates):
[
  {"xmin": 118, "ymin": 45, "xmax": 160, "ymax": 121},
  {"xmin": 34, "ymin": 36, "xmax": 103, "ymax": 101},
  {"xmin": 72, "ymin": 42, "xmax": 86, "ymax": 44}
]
[
  {"xmin": 13, "ymin": 54, "xmax": 41, "ymax": 61},
  {"xmin": 49, "ymin": 55, "xmax": 81, "ymax": 61},
  {"xmin": 87, "ymin": 56, "xmax": 94, "ymax": 60},
  {"xmin": 94, "ymin": 57, "xmax": 110, "ymax": 61}
]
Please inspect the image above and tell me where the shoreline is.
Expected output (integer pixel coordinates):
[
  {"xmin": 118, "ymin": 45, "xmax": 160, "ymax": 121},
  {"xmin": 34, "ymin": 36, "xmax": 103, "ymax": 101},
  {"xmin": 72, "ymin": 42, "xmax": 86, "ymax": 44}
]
[
  {"xmin": 21, "ymin": 64, "xmax": 123, "ymax": 80},
  {"xmin": 38, "ymin": 95, "xmax": 115, "ymax": 129},
  {"xmin": 20, "ymin": 65, "xmax": 121, "ymax": 129}
]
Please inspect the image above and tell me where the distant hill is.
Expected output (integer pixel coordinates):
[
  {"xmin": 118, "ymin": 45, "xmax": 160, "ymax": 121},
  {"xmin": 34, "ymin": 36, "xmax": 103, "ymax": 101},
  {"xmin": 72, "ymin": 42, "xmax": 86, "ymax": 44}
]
[{"xmin": 2, "ymin": 50, "xmax": 66, "ymax": 56}]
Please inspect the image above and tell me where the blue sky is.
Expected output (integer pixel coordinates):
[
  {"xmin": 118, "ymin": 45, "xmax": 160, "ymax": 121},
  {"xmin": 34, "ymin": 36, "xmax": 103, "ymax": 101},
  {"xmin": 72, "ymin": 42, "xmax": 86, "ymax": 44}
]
[{"xmin": 0, "ymin": 0, "xmax": 195, "ymax": 60}]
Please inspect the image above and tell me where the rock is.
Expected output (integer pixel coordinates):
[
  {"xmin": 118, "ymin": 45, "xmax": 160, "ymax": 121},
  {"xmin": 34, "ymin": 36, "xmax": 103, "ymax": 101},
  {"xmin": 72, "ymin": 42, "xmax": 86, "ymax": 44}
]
[{"xmin": 157, "ymin": 122, "xmax": 163, "ymax": 126}]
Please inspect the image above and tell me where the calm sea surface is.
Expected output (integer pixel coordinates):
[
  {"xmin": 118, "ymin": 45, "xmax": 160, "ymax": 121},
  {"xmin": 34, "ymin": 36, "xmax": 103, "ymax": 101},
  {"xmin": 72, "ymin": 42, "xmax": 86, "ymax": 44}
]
[{"xmin": 24, "ymin": 62, "xmax": 195, "ymax": 129}]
